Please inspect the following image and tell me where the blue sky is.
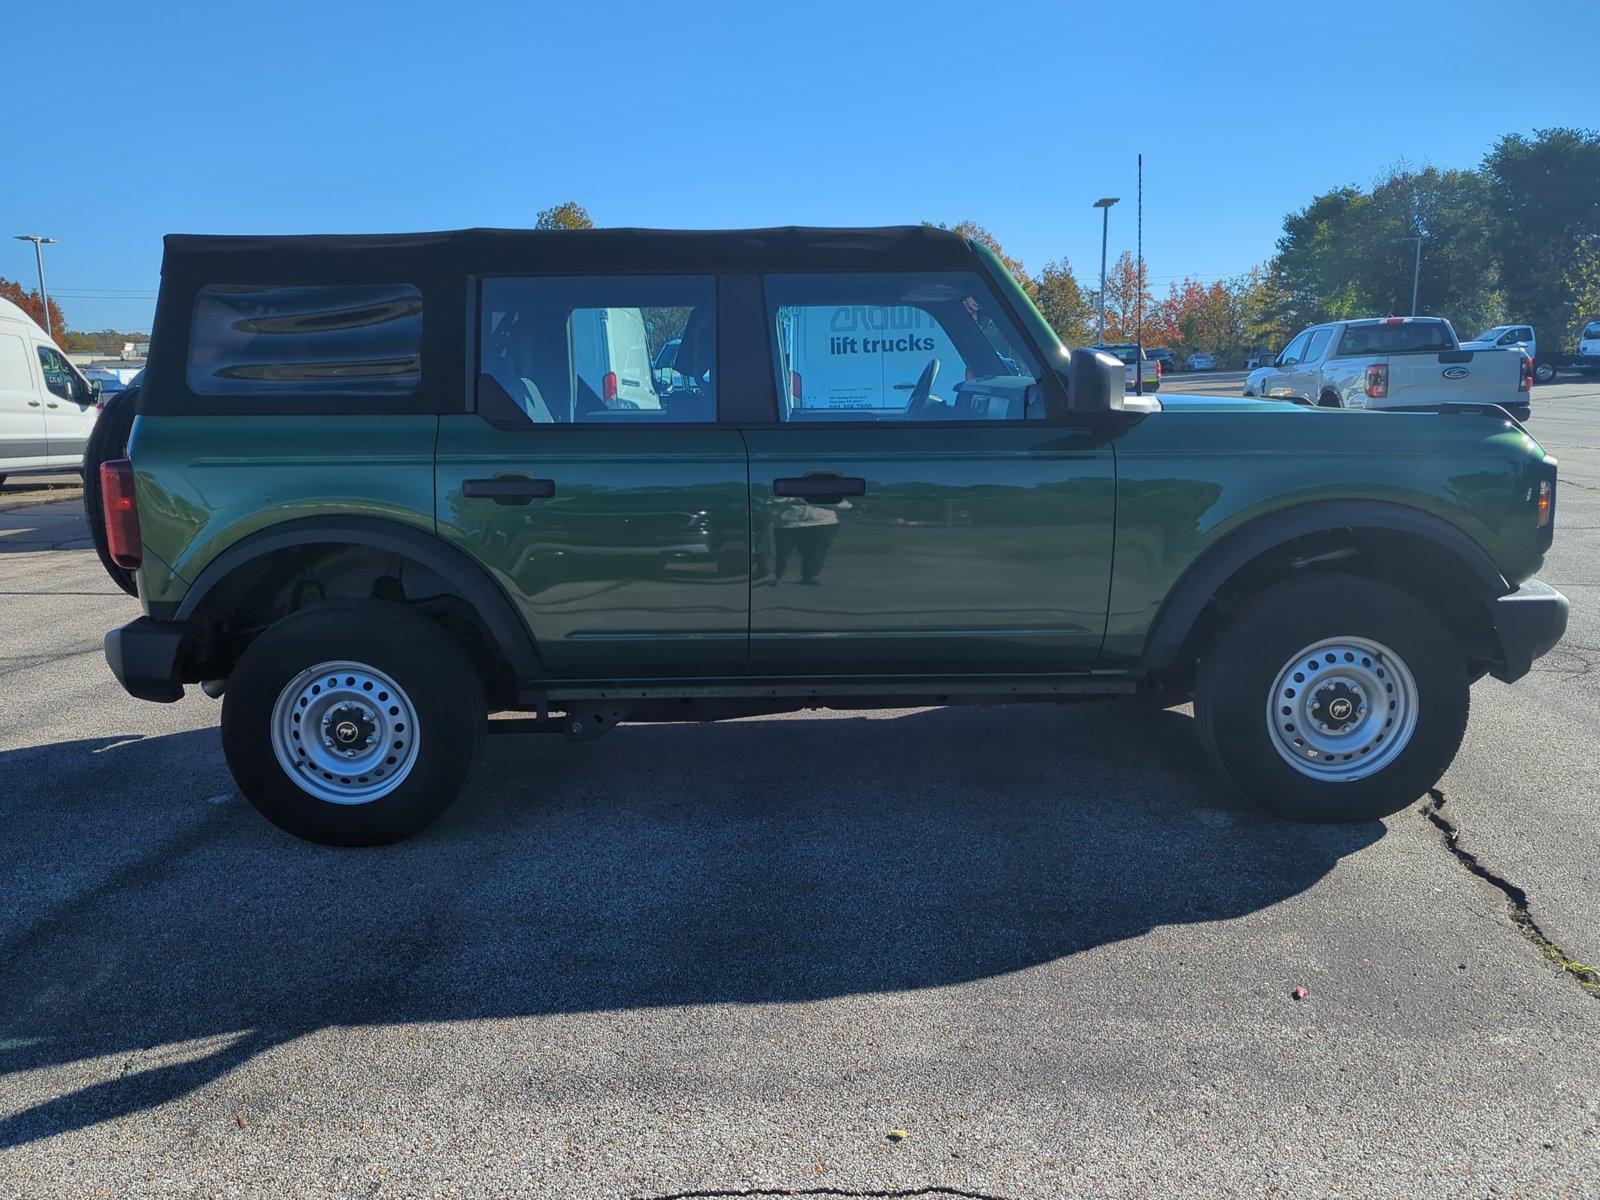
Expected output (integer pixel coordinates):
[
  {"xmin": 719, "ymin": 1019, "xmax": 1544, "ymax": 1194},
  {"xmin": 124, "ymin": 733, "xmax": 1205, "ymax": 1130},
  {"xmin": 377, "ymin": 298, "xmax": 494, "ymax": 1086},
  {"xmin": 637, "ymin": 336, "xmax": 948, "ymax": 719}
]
[{"xmin": 7, "ymin": 0, "xmax": 1593, "ymax": 332}]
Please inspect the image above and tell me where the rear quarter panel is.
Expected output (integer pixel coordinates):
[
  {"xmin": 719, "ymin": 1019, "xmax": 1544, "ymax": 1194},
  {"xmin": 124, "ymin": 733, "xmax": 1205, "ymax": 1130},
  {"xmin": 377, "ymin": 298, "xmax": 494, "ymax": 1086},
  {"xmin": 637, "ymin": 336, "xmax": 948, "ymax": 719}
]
[
  {"xmin": 1102, "ymin": 400, "xmax": 1550, "ymax": 661},
  {"xmin": 129, "ymin": 415, "xmax": 439, "ymax": 616}
]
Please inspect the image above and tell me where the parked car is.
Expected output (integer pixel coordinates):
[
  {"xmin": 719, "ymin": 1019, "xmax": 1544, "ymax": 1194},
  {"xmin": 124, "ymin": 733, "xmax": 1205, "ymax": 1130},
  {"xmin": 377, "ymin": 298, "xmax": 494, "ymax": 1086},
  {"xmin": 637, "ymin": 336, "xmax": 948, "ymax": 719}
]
[
  {"xmin": 1244, "ymin": 317, "xmax": 1532, "ymax": 420},
  {"xmin": 0, "ymin": 295, "xmax": 102, "ymax": 489},
  {"xmin": 1461, "ymin": 325, "xmax": 1559, "ymax": 384},
  {"xmin": 1245, "ymin": 349, "xmax": 1275, "ymax": 370},
  {"xmin": 99, "ymin": 225, "xmax": 1566, "ymax": 845},
  {"xmin": 1148, "ymin": 347, "xmax": 1176, "ymax": 374},
  {"xmin": 1577, "ymin": 319, "xmax": 1600, "ymax": 375},
  {"xmin": 1185, "ymin": 351, "xmax": 1217, "ymax": 371},
  {"xmin": 1091, "ymin": 342, "xmax": 1161, "ymax": 392}
]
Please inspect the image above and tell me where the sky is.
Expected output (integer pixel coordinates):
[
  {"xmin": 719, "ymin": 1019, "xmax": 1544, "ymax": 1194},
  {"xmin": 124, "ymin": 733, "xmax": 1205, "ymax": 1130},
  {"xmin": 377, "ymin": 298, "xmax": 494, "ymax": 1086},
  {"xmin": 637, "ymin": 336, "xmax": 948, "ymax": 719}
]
[{"xmin": 6, "ymin": 0, "xmax": 1595, "ymax": 333}]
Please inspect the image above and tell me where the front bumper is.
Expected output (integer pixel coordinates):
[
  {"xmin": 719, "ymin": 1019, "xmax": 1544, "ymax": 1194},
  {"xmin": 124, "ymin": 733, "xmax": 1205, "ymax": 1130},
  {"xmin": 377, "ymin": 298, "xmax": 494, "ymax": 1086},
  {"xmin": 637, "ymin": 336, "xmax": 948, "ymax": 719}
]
[
  {"xmin": 105, "ymin": 617, "xmax": 189, "ymax": 702},
  {"xmin": 1487, "ymin": 579, "xmax": 1568, "ymax": 683}
]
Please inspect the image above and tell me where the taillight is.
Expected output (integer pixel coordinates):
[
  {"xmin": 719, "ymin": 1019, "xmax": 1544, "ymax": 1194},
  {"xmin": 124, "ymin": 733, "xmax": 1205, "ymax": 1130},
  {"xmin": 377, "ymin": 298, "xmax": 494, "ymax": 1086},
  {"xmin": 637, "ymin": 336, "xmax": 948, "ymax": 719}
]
[
  {"xmin": 1536, "ymin": 479, "xmax": 1553, "ymax": 528},
  {"xmin": 1155, "ymin": 358, "xmax": 1163, "ymax": 379},
  {"xmin": 1519, "ymin": 354, "xmax": 1533, "ymax": 393},
  {"xmin": 1364, "ymin": 363, "xmax": 1388, "ymax": 399},
  {"xmin": 601, "ymin": 371, "xmax": 618, "ymax": 405},
  {"xmin": 789, "ymin": 370, "xmax": 802, "ymax": 400},
  {"xmin": 100, "ymin": 459, "xmax": 141, "ymax": 569}
]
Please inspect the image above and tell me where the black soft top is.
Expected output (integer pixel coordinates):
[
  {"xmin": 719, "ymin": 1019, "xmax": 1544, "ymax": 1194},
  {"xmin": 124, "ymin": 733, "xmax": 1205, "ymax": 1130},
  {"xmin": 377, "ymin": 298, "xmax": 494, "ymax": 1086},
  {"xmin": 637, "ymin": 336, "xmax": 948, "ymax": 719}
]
[{"xmin": 161, "ymin": 225, "xmax": 977, "ymax": 278}]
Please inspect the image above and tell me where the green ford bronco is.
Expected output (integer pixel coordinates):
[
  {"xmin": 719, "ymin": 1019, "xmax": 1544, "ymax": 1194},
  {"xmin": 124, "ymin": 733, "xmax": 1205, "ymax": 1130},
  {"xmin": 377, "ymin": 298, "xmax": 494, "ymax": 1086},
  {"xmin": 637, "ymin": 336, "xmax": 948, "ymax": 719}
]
[{"xmin": 92, "ymin": 226, "xmax": 1567, "ymax": 845}]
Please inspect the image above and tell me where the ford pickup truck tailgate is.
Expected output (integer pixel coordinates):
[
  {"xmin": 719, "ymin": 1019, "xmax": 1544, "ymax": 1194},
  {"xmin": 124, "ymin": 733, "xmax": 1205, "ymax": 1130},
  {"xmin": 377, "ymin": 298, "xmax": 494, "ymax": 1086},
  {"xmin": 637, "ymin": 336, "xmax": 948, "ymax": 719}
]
[{"xmin": 1385, "ymin": 347, "xmax": 1521, "ymax": 408}]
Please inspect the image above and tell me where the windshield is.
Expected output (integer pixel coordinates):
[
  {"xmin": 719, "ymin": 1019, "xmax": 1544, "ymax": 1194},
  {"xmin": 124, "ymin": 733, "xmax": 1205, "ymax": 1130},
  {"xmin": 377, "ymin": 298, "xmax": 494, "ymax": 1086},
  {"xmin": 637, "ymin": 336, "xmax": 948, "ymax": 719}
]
[{"xmin": 1585, "ymin": 322, "xmax": 1600, "ymax": 339}]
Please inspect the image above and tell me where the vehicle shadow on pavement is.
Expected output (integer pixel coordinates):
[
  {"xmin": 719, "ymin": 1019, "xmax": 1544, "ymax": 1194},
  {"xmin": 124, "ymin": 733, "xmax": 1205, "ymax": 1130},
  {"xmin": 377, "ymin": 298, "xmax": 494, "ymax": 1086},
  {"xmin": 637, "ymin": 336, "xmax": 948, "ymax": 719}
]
[{"xmin": 0, "ymin": 702, "xmax": 1382, "ymax": 1148}]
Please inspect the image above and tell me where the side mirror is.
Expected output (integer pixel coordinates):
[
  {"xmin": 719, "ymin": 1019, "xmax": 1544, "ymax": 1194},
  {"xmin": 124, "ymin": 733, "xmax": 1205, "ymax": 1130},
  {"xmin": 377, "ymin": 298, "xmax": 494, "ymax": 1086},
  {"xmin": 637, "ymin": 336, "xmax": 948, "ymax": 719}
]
[{"xmin": 1066, "ymin": 347, "xmax": 1125, "ymax": 415}]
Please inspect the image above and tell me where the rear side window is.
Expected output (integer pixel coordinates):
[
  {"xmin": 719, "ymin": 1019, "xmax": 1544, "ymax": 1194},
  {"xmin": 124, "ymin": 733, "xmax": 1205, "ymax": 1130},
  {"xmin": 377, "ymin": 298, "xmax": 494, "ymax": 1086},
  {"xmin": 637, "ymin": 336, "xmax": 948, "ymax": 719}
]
[
  {"xmin": 1334, "ymin": 321, "xmax": 1455, "ymax": 356},
  {"xmin": 188, "ymin": 284, "xmax": 423, "ymax": 396},
  {"xmin": 478, "ymin": 275, "xmax": 715, "ymax": 424},
  {"xmin": 1303, "ymin": 327, "xmax": 1333, "ymax": 361},
  {"xmin": 765, "ymin": 271, "xmax": 1044, "ymax": 422}
]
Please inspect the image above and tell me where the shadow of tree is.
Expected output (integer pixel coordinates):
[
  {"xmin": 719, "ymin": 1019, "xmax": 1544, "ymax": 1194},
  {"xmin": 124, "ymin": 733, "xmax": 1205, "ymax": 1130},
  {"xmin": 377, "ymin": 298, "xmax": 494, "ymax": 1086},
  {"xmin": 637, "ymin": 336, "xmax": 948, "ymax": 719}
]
[{"xmin": 0, "ymin": 702, "xmax": 1382, "ymax": 1148}]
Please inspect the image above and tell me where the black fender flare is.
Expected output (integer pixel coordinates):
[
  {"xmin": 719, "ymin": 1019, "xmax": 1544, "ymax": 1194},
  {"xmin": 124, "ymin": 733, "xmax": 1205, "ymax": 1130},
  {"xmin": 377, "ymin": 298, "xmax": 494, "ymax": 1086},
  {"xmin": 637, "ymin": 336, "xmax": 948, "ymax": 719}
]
[
  {"xmin": 172, "ymin": 515, "xmax": 545, "ymax": 682},
  {"xmin": 1139, "ymin": 499, "xmax": 1510, "ymax": 670}
]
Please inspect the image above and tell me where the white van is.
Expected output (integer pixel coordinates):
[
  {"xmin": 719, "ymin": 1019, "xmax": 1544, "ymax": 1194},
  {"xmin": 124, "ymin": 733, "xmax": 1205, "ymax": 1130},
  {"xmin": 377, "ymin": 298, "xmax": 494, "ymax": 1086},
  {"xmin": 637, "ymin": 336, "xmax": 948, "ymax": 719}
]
[
  {"xmin": 0, "ymin": 296, "xmax": 101, "ymax": 487},
  {"xmin": 777, "ymin": 303, "xmax": 968, "ymax": 414},
  {"xmin": 1578, "ymin": 319, "xmax": 1600, "ymax": 373},
  {"xmin": 569, "ymin": 306, "xmax": 660, "ymax": 411}
]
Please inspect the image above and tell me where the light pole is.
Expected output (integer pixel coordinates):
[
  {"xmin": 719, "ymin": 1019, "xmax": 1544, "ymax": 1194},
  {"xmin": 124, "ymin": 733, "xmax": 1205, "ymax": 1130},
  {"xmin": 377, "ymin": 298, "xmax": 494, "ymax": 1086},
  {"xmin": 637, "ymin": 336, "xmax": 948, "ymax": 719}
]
[
  {"xmin": 13, "ymin": 235, "xmax": 60, "ymax": 337},
  {"xmin": 1400, "ymin": 233, "xmax": 1424, "ymax": 316},
  {"xmin": 1093, "ymin": 197, "xmax": 1118, "ymax": 344}
]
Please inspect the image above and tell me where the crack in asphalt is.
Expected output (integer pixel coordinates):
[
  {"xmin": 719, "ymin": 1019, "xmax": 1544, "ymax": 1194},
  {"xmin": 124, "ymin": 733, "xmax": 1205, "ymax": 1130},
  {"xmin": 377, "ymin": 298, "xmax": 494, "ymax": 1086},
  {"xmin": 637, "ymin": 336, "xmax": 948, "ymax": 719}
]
[
  {"xmin": 1423, "ymin": 789, "xmax": 1600, "ymax": 998},
  {"xmin": 636, "ymin": 1189, "xmax": 1011, "ymax": 1200}
]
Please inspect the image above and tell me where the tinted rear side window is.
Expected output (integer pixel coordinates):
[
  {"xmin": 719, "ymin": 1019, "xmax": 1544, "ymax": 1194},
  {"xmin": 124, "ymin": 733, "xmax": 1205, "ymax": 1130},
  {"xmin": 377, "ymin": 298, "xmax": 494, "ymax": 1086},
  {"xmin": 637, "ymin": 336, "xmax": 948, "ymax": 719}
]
[
  {"xmin": 477, "ymin": 275, "xmax": 715, "ymax": 424},
  {"xmin": 188, "ymin": 284, "xmax": 423, "ymax": 396},
  {"xmin": 1334, "ymin": 321, "xmax": 1454, "ymax": 356}
]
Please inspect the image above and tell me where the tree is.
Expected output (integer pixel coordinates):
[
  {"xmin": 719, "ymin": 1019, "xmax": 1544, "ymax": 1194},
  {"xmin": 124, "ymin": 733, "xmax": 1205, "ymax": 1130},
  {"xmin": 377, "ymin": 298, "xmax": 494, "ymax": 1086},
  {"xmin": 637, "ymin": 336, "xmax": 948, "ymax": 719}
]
[
  {"xmin": 1270, "ymin": 165, "xmax": 1501, "ymax": 332},
  {"xmin": 926, "ymin": 220, "xmax": 1038, "ymax": 301},
  {"xmin": 0, "ymin": 276, "xmax": 66, "ymax": 340},
  {"xmin": 1033, "ymin": 259, "xmax": 1092, "ymax": 347},
  {"xmin": 1098, "ymin": 251, "xmax": 1153, "ymax": 342},
  {"xmin": 1484, "ymin": 128, "xmax": 1600, "ymax": 341},
  {"xmin": 534, "ymin": 202, "xmax": 594, "ymax": 230}
]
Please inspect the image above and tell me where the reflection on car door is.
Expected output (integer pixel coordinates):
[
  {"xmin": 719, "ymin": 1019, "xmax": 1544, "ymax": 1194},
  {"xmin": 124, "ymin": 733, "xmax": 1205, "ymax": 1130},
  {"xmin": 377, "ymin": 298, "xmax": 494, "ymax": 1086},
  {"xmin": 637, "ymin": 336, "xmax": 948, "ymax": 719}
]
[
  {"xmin": 745, "ymin": 271, "xmax": 1115, "ymax": 675},
  {"xmin": 436, "ymin": 273, "xmax": 750, "ymax": 680}
]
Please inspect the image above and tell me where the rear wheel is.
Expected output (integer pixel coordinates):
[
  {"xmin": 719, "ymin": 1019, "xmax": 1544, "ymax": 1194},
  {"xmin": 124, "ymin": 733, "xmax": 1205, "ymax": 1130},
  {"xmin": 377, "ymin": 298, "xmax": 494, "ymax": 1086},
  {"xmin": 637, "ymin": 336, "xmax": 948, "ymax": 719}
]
[
  {"xmin": 1533, "ymin": 360, "xmax": 1556, "ymax": 384},
  {"xmin": 222, "ymin": 600, "xmax": 486, "ymax": 845},
  {"xmin": 1194, "ymin": 574, "xmax": 1468, "ymax": 822}
]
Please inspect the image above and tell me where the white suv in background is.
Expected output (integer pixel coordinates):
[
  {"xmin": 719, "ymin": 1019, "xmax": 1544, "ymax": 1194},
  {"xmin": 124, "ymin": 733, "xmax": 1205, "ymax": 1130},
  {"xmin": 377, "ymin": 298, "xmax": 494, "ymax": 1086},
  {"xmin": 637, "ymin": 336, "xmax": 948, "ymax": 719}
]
[
  {"xmin": 1578, "ymin": 319, "xmax": 1600, "ymax": 374},
  {"xmin": 0, "ymin": 296, "xmax": 101, "ymax": 488}
]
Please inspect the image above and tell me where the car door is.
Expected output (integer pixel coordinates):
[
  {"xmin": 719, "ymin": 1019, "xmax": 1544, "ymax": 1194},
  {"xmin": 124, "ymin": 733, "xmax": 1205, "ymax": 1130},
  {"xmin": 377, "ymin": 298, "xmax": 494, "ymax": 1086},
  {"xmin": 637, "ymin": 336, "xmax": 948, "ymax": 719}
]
[
  {"xmin": 33, "ymin": 343, "xmax": 97, "ymax": 465},
  {"xmin": 743, "ymin": 269, "xmax": 1115, "ymax": 675},
  {"xmin": 0, "ymin": 331, "xmax": 47, "ymax": 469},
  {"xmin": 1284, "ymin": 325, "xmax": 1333, "ymax": 402},
  {"xmin": 436, "ymin": 272, "xmax": 751, "ymax": 679},
  {"xmin": 1259, "ymin": 329, "xmax": 1312, "ymax": 398}
]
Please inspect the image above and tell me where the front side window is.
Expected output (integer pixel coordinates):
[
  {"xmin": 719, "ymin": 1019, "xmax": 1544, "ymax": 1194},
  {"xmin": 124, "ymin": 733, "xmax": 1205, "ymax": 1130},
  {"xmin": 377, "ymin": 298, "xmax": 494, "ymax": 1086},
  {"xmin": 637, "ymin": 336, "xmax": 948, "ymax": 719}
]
[
  {"xmin": 36, "ymin": 346, "xmax": 76, "ymax": 400},
  {"xmin": 765, "ymin": 271, "xmax": 1044, "ymax": 422},
  {"xmin": 1278, "ymin": 330, "xmax": 1312, "ymax": 366},
  {"xmin": 478, "ymin": 275, "xmax": 714, "ymax": 424},
  {"xmin": 188, "ymin": 283, "xmax": 422, "ymax": 396}
]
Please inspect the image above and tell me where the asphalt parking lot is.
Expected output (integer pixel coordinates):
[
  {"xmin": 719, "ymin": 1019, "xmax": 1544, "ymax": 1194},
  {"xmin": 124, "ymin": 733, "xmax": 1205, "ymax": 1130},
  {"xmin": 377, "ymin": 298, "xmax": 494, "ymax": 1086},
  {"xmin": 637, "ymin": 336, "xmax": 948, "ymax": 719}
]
[{"xmin": 2, "ymin": 380, "xmax": 1599, "ymax": 1198}]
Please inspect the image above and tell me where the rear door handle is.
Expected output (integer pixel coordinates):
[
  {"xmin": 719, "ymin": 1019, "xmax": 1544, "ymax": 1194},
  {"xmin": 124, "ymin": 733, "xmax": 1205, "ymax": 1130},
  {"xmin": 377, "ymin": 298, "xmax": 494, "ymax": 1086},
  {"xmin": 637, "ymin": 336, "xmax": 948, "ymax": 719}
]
[
  {"xmin": 773, "ymin": 476, "xmax": 866, "ymax": 501},
  {"xmin": 462, "ymin": 476, "xmax": 557, "ymax": 504}
]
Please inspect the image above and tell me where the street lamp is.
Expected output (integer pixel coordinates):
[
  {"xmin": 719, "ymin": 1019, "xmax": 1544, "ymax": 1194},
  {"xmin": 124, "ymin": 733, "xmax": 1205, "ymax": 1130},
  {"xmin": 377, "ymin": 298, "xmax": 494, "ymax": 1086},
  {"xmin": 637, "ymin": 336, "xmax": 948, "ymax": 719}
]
[
  {"xmin": 1400, "ymin": 233, "xmax": 1424, "ymax": 317},
  {"xmin": 13, "ymin": 235, "xmax": 60, "ymax": 337},
  {"xmin": 1093, "ymin": 198, "xmax": 1119, "ymax": 344}
]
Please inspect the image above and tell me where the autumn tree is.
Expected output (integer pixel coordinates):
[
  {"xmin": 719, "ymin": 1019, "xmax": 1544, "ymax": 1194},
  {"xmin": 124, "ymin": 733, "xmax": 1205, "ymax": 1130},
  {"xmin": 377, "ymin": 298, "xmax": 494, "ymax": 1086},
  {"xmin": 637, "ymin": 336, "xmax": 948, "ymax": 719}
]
[
  {"xmin": 926, "ymin": 220, "xmax": 1039, "ymax": 302},
  {"xmin": 0, "ymin": 277, "xmax": 66, "ymax": 339},
  {"xmin": 534, "ymin": 202, "xmax": 594, "ymax": 230},
  {"xmin": 1095, "ymin": 251, "xmax": 1154, "ymax": 342}
]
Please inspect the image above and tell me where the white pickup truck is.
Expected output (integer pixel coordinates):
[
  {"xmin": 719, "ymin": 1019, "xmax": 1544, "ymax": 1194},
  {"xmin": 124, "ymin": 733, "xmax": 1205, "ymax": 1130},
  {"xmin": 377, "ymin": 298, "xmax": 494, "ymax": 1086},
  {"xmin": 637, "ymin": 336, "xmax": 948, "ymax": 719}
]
[{"xmin": 1243, "ymin": 316, "xmax": 1532, "ymax": 419}]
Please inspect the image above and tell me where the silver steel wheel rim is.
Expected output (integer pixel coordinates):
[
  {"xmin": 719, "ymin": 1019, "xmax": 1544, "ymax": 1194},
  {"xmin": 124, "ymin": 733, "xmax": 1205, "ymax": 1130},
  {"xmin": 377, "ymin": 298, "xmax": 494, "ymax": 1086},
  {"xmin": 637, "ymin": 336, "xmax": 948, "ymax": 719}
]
[
  {"xmin": 1266, "ymin": 636, "xmax": 1418, "ymax": 781},
  {"xmin": 269, "ymin": 660, "xmax": 420, "ymax": 805}
]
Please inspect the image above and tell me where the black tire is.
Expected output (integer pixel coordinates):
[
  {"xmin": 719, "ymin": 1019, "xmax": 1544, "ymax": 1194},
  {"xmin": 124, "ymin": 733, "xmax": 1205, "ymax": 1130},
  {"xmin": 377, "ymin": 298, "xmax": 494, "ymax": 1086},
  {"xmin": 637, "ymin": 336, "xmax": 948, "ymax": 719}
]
[
  {"xmin": 1533, "ymin": 360, "xmax": 1556, "ymax": 384},
  {"xmin": 221, "ymin": 600, "xmax": 486, "ymax": 846},
  {"xmin": 83, "ymin": 387, "xmax": 139, "ymax": 596},
  {"xmin": 1194, "ymin": 574, "xmax": 1469, "ymax": 823}
]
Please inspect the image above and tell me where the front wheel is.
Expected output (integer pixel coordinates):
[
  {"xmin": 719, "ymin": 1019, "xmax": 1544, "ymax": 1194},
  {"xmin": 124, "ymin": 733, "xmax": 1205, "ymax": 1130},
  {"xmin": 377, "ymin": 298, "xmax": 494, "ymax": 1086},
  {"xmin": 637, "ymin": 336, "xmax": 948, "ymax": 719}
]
[
  {"xmin": 1194, "ymin": 574, "xmax": 1468, "ymax": 822},
  {"xmin": 222, "ymin": 600, "xmax": 486, "ymax": 845}
]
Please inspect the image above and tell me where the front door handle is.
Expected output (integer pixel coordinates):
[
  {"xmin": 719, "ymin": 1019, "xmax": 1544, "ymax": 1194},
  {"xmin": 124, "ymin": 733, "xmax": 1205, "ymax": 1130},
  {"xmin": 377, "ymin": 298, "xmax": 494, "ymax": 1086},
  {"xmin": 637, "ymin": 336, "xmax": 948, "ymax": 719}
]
[
  {"xmin": 773, "ymin": 476, "xmax": 867, "ymax": 502},
  {"xmin": 462, "ymin": 475, "xmax": 557, "ymax": 505}
]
